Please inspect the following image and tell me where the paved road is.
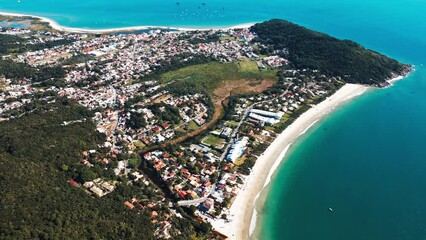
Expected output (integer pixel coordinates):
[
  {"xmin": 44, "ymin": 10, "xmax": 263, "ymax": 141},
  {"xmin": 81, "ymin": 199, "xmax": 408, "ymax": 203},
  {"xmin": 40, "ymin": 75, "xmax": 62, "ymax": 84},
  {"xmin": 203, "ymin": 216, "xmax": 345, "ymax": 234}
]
[
  {"xmin": 219, "ymin": 84, "xmax": 292, "ymax": 162},
  {"xmin": 177, "ymin": 184, "xmax": 216, "ymax": 206}
]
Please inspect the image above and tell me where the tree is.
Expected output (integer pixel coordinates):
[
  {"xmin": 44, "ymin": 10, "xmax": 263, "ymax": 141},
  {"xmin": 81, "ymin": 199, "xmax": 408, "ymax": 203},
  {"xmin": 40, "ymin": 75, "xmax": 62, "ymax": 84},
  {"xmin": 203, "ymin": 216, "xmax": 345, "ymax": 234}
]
[
  {"xmin": 61, "ymin": 164, "xmax": 69, "ymax": 171},
  {"xmin": 127, "ymin": 112, "xmax": 147, "ymax": 129},
  {"xmin": 250, "ymin": 19, "xmax": 409, "ymax": 85},
  {"xmin": 79, "ymin": 167, "xmax": 96, "ymax": 182}
]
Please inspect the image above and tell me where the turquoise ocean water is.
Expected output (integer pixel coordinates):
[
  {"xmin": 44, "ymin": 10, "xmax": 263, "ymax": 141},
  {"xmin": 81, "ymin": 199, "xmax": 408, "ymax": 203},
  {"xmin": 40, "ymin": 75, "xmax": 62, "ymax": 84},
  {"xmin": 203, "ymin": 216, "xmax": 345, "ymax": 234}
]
[{"xmin": 1, "ymin": 0, "xmax": 426, "ymax": 239}]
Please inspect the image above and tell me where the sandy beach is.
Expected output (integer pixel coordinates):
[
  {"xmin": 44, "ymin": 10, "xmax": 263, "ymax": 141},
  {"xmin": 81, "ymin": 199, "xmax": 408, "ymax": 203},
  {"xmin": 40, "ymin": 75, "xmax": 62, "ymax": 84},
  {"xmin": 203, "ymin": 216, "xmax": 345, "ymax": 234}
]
[
  {"xmin": 0, "ymin": 11, "xmax": 255, "ymax": 33},
  {"xmin": 1, "ymin": 10, "xmax": 413, "ymax": 239},
  {"xmin": 209, "ymin": 83, "xmax": 371, "ymax": 239}
]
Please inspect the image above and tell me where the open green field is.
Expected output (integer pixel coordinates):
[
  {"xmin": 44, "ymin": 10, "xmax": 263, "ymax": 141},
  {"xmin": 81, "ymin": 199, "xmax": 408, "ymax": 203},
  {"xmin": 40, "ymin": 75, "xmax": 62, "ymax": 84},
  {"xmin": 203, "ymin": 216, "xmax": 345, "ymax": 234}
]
[
  {"xmin": 223, "ymin": 120, "xmax": 240, "ymax": 128},
  {"xmin": 238, "ymin": 61, "xmax": 259, "ymax": 73},
  {"xmin": 134, "ymin": 140, "xmax": 147, "ymax": 149},
  {"xmin": 160, "ymin": 61, "xmax": 278, "ymax": 93},
  {"xmin": 219, "ymin": 36, "xmax": 237, "ymax": 41},
  {"xmin": 187, "ymin": 120, "xmax": 199, "ymax": 131},
  {"xmin": 201, "ymin": 134, "xmax": 226, "ymax": 148}
]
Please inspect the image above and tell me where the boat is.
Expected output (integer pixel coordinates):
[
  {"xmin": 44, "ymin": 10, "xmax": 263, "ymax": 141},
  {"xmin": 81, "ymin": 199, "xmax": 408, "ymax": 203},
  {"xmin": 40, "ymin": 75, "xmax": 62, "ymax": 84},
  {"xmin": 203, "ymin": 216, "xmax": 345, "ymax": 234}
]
[{"xmin": 328, "ymin": 207, "xmax": 333, "ymax": 212}]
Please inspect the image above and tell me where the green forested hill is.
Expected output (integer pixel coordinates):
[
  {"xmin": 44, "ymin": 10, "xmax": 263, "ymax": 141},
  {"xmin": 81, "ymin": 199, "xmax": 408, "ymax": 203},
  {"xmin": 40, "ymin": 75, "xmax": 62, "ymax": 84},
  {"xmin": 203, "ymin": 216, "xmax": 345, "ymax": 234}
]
[{"xmin": 250, "ymin": 19, "xmax": 409, "ymax": 85}]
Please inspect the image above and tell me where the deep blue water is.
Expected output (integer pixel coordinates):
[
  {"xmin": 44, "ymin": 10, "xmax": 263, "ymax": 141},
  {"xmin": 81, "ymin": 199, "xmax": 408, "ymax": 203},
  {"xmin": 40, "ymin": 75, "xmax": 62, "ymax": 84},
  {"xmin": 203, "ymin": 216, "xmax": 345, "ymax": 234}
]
[{"xmin": 1, "ymin": 0, "xmax": 425, "ymax": 239}]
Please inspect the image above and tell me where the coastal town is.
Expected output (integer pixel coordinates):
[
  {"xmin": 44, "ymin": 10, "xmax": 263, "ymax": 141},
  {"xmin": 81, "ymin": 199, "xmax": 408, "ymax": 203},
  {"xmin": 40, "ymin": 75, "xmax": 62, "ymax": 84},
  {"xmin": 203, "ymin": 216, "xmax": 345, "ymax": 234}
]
[{"xmin": 0, "ymin": 18, "xmax": 407, "ymax": 240}]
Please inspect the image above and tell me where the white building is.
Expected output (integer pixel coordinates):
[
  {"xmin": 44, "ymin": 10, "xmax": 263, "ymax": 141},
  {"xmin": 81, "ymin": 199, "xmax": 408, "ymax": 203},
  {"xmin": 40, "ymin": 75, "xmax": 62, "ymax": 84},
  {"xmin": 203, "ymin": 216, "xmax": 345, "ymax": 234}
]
[
  {"xmin": 226, "ymin": 136, "xmax": 249, "ymax": 162},
  {"xmin": 248, "ymin": 113, "xmax": 280, "ymax": 125},
  {"xmin": 250, "ymin": 109, "xmax": 284, "ymax": 119}
]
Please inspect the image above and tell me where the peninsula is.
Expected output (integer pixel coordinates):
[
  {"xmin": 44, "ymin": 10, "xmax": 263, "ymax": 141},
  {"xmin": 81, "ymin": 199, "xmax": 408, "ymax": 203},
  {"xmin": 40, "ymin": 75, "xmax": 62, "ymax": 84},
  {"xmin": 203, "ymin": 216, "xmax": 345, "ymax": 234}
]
[{"xmin": 0, "ymin": 17, "xmax": 411, "ymax": 240}]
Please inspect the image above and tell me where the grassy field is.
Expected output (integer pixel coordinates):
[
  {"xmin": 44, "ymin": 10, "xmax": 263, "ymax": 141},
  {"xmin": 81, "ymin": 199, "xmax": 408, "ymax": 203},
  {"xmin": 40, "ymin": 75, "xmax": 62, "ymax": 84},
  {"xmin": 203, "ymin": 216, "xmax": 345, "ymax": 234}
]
[
  {"xmin": 160, "ymin": 61, "xmax": 277, "ymax": 93},
  {"xmin": 219, "ymin": 36, "xmax": 237, "ymax": 41},
  {"xmin": 142, "ymin": 61, "xmax": 278, "ymax": 152},
  {"xmin": 201, "ymin": 134, "xmax": 226, "ymax": 148},
  {"xmin": 187, "ymin": 120, "xmax": 199, "ymax": 131},
  {"xmin": 223, "ymin": 120, "xmax": 240, "ymax": 128},
  {"xmin": 238, "ymin": 61, "xmax": 259, "ymax": 74},
  {"xmin": 134, "ymin": 140, "xmax": 147, "ymax": 149}
]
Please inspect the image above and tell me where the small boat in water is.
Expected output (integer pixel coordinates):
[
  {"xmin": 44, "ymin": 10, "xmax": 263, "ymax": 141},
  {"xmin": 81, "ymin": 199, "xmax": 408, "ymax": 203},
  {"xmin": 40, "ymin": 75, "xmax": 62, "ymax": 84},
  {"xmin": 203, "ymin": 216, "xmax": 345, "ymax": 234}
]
[{"xmin": 328, "ymin": 208, "xmax": 333, "ymax": 212}]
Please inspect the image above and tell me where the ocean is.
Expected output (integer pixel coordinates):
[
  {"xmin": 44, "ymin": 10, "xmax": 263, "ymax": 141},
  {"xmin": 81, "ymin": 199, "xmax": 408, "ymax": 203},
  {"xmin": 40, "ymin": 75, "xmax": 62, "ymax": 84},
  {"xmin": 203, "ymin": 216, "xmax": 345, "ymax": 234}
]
[
  {"xmin": 260, "ymin": 69, "xmax": 426, "ymax": 240},
  {"xmin": 256, "ymin": 1, "xmax": 426, "ymax": 240},
  {"xmin": 1, "ymin": 0, "xmax": 425, "ymax": 239}
]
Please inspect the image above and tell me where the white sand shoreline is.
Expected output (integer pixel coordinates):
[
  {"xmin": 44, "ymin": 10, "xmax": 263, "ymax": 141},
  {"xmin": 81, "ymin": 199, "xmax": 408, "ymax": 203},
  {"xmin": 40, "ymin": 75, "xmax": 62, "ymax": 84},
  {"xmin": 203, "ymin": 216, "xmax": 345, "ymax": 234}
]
[
  {"xmin": 0, "ymin": 11, "xmax": 256, "ymax": 33},
  {"xmin": 210, "ymin": 83, "xmax": 371, "ymax": 240},
  {"xmin": 243, "ymin": 73, "xmax": 414, "ymax": 239},
  {"xmin": 1, "ymin": 10, "xmax": 414, "ymax": 239}
]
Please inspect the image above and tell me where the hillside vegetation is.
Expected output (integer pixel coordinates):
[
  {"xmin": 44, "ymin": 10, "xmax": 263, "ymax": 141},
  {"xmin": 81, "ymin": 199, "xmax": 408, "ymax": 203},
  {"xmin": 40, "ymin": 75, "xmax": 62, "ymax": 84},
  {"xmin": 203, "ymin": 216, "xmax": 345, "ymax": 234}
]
[
  {"xmin": 0, "ymin": 99, "xmax": 207, "ymax": 239},
  {"xmin": 250, "ymin": 19, "xmax": 410, "ymax": 85},
  {"xmin": 0, "ymin": 100, "xmax": 157, "ymax": 239}
]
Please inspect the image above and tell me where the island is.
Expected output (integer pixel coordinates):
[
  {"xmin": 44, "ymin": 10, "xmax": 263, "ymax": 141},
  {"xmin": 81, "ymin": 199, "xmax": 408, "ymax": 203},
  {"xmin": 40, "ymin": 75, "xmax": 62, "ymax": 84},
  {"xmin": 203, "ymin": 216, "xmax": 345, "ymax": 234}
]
[{"xmin": 0, "ymin": 17, "xmax": 412, "ymax": 240}]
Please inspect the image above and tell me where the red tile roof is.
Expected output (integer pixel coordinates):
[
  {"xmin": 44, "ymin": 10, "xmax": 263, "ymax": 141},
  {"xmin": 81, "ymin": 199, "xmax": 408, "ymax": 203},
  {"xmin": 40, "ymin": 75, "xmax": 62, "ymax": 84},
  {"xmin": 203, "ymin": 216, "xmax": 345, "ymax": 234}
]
[
  {"xmin": 124, "ymin": 201, "xmax": 134, "ymax": 209},
  {"xmin": 67, "ymin": 179, "xmax": 79, "ymax": 187}
]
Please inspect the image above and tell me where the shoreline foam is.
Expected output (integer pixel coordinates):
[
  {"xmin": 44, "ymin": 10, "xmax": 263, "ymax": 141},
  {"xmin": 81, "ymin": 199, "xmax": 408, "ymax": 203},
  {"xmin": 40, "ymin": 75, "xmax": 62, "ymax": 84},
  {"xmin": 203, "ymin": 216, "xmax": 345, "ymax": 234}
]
[
  {"xmin": 209, "ymin": 83, "xmax": 371, "ymax": 240},
  {"xmin": 0, "ymin": 11, "xmax": 256, "ymax": 33}
]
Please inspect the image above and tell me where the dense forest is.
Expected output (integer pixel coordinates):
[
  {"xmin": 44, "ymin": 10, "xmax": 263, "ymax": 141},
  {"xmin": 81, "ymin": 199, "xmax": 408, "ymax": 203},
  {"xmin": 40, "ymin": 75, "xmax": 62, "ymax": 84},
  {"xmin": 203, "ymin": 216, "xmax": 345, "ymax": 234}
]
[
  {"xmin": 0, "ymin": 100, "xmax": 205, "ymax": 239},
  {"xmin": 0, "ymin": 100, "xmax": 151, "ymax": 239},
  {"xmin": 250, "ymin": 19, "xmax": 410, "ymax": 85}
]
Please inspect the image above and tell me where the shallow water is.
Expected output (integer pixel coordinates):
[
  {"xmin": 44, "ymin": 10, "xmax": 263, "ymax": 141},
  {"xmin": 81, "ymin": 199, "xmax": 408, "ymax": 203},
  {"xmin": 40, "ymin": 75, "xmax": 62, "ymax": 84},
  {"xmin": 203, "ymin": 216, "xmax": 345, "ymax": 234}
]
[{"xmin": 258, "ymin": 0, "xmax": 426, "ymax": 238}]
